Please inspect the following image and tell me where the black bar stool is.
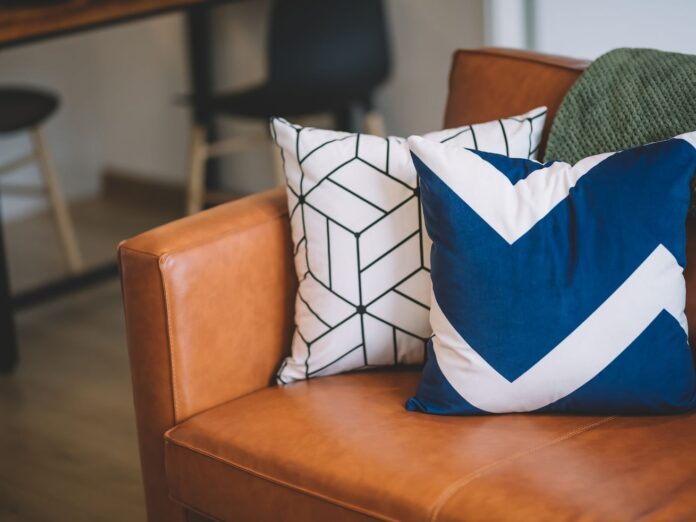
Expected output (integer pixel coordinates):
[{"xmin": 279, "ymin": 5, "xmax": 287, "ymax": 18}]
[
  {"xmin": 0, "ymin": 87, "xmax": 84, "ymax": 273},
  {"xmin": 186, "ymin": 0, "xmax": 391, "ymax": 214}
]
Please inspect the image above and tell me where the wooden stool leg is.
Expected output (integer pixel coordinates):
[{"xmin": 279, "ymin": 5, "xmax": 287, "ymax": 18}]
[
  {"xmin": 32, "ymin": 128, "xmax": 84, "ymax": 274},
  {"xmin": 186, "ymin": 124, "xmax": 207, "ymax": 215},
  {"xmin": 363, "ymin": 110, "xmax": 387, "ymax": 137}
]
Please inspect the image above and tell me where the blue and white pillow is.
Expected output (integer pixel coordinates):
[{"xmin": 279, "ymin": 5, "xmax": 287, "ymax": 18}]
[{"xmin": 406, "ymin": 133, "xmax": 696, "ymax": 414}]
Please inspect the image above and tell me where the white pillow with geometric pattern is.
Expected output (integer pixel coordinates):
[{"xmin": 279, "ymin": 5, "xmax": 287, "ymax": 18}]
[{"xmin": 270, "ymin": 107, "xmax": 547, "ymax": 383}]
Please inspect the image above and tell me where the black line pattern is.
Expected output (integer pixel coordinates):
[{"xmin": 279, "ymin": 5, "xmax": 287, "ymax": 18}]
[{"xmin": 271, "ymin": 108, "xmax": 547, "ymax": 382}]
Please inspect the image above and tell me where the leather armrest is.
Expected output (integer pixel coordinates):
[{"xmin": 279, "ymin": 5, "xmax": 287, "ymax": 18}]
[{"xmin": 118, "ymin": 187, "xmax": 295, "ymax": 522}]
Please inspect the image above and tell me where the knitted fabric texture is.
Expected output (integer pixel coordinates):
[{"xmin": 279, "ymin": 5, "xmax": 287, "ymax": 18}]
[{"xmin": 544, "ymin": 48, "xmax": 696, "ymax": 213}]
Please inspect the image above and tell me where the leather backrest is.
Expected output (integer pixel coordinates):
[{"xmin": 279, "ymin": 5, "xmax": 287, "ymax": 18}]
[
  {"xmin": 443, "ymin": 47, "xmax": 696, "ymax": 345},
  {"xmin": 444, "ymin": 48, "xmax": 589, "ymax": 158}
]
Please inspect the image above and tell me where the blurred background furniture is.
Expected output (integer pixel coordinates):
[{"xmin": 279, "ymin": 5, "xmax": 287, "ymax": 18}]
[
  {"xmin": 120, "ymin": 49, "xmax": 695, "ymax": 522},
  {"xmin": 0, "ymin": 0, "xmax": 230, "ymax": 372},
  {"xmin": 186, "ymin": 0, "xmax": 390, "ymax": 214},
  {"xmin": 0, "ymin": 0, "xmax": 70, "ymax": 6},
  {"xmin": 0, "ymin": 87, "xmax": 84, "ymax": 274}
]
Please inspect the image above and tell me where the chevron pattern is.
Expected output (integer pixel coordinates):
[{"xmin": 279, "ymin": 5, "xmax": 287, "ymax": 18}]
[
  {"xmin": 271, "ymin": 108, "xmax": 547, "ymax": 383},
  {"xmin": 407, "ymin": 133, "xmax": 696, "ymax": 414}
]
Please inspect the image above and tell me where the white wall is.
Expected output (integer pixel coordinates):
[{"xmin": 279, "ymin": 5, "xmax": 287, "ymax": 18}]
[
  {"xmin": 483, "ymin": 0, "xmax": 529, "ymax": 49},
  {"xmin": 532, "ymin": 0, "xmax": 696, "ymax": 59},
  {"xmin": 92, "ymin": 16, "xmax": 190, "ymax": 186},
  {"xmin": 378, "ymin": 0, "xmax": 484, "ymax": 136},
  {"xmin": 0, "ymin": 1, "xmax": 484, "ymax": 220},
  {"xmin": 483, "ymin": 0, "xmax": 696, "ymax": 60}
]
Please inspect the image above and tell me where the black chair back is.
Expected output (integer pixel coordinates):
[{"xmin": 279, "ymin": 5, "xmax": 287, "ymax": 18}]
[{"xmin": 267, "ymin": 0, "xmax": 390, "ymax": 99}]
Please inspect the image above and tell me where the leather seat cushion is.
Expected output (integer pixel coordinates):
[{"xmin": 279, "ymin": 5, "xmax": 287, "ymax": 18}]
[{"xmin": 164, "ymin": 370, "xmax": 696, "ymax": 522}]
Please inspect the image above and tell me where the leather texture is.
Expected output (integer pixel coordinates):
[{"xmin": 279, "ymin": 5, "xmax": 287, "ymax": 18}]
[
  {"xmin": 166, "ymin": 370, "xmax": 696, "ymax": 521},
  {"xmin": 120, "ymin": 48, "xmax": 696, "ymax": 521},
  {"xmin": 436, "ymin": 414, "xmax": 696, "ymax": 522},
  {"xmin": 443, "ymin": 48, "xmax": 588, "ymax": 157},
  {"xmin": 119, "ymin": 188, "xmax": 296, "ymax": 522}
]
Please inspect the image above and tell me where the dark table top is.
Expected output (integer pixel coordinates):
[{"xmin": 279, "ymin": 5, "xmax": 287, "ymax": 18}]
[{"xmin": 0, "ymin": 0, "xmax": 216, "ymax": 49}]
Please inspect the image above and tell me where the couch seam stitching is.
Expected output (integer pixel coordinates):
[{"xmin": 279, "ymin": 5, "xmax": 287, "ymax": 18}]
[
  {"xmin": 119, "ymin": 247, "xmax": 179, "ymax": 424},
  {"xmin": 157, "ymin": 253, "xmax": 180, "ymax": 421},
  {"xmin": 123, "ymin": 209, "xmax": 289, "ymax": 259},
  {"xmin": 164, "ymin": 438, "xmax": 394, "ymax": 522},
  {"xmin": 428, "ymin": 415, "xmax": 616, "ymax": 522},
  {"xmin": 118, "ymin": 246, "xmax": 160, "ymax": 259},
  {"xmin": 163, "ymin": 214, "xmax": 287, "ymax": 421}
]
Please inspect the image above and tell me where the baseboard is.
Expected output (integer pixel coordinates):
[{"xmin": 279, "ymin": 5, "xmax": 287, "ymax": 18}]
[
  {"xmin": 101, "ymin": 168, "xmax": 184, "ymax": 212},
  {"xmin": 101, "ymin": 168, "xmax": 249, "ymax": 213}
]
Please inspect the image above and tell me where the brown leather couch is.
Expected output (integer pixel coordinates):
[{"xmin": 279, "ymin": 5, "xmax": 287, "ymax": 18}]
[{"xmin": 120, "ymin": 48, "xmax": 696, "ymax": 522}]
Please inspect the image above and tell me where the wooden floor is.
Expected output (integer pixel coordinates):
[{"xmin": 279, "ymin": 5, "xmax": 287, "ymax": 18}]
[{"xmin": 0, "ymin": 197, "xmax": 179, "ymax": 521}]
